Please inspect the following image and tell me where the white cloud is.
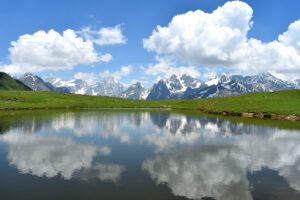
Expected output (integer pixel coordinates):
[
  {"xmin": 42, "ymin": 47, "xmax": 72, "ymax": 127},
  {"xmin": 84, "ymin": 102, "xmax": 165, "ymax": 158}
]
[
  {"xmin": 143, "ymin": 1, "xmax": 300, "ymax": 80},
  {"xmin": 100, "ymin": 53, "xmax": 113, "ymax": 62},
  {"xmin": 154, "ymin": 76, "xmax": 163, "ymax": 83},
  {"xmin": 74, "ymin": 72, "xmax": 98, "ymax": 84},
  {"xmin": 0, "ymin": 29, "xmax": 111, "ymax": 74},
  {"xmin": 99, "ymin": 65, "xmax": 133, "ymax": 80},
  {"xmin": 144, "ymin": 56, "xmax": 201, "ymax": 78},
  {"xmin": 80, "ymin": 25, "xmax": 126, "ymax": 45}
]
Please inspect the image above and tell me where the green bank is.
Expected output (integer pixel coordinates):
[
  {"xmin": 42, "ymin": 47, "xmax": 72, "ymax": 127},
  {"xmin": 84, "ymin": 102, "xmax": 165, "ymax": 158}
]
[{"xmin": 0, "ymin": 89, "xmax": 299, "ymax": 118}]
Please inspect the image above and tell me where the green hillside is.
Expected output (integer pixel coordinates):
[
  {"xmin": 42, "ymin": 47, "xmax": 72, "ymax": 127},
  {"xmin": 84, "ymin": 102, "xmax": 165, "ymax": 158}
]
[
  {"xmin": 0, "ymin": 89, "xmax": 299, "ymax": 118},
  {"xmin": 0, "ymin": 72, "xmax": 32, "ymax": 91}
]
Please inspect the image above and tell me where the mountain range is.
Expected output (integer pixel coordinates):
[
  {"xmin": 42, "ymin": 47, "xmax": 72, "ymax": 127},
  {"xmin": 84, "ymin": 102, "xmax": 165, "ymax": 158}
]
[
  {"xmin": 19, "ymin": 73, "xmax": 70, "ymax": 93},
  {"xmin": 13, "ymin": 72, "xmax": 300, "ymax": 100}
]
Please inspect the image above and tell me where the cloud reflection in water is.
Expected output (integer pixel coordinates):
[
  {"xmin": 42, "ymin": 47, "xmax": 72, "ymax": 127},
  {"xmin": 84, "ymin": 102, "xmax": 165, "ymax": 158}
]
[
  {"xmin": 0, "ymin": 133, "xmax": 124, "ymax": 182},
  {"xmin": 143, "ymin": 130, "xmax": 300, "ymax": 200}
]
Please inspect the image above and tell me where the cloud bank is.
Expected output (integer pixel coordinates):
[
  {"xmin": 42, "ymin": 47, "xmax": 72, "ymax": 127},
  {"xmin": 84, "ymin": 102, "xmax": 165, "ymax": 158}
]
[{"xmin": 143, "ymin": 1, "xmax": 300, "ymax": 80}]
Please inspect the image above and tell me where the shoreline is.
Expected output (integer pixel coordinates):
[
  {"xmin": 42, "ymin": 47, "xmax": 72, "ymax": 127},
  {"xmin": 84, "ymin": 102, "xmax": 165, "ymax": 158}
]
[
  {"xmin": 0, "ymin": 106, "xmax": 299, "ymax": 121},
  {"xmin": 0, "ymin": 89, "xmax": 299, "ymax": 122},
  {"xmin": 173, "ymin": 107, "xmax": 300, "ymax": 121}
]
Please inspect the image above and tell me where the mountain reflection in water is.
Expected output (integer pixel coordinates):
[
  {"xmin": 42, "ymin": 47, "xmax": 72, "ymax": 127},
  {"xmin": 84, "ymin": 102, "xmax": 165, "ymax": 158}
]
[{"xmin": 0, "ymin": 111, "xmax": 299, "ymax": 200}]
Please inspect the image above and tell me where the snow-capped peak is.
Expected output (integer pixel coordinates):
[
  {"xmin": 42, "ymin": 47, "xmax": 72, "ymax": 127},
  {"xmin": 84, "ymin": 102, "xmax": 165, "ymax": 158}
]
[
  {"xmin": 121, "ymin": 82, "xmax": 149, "ymax": 100},
  {"xmin": 105, "ymin": 76, "xmax": 119, "ymax": 84},
  {"xmin": 205, "ymin": 77, "xmax": 220, "ymax": 86},
  {"xmin": 205, "ymin": 73, "xmax": 233, "ymax": 86},
  {"xmin": 23, "ymin": 72, "xmax": 33, "ymax": 77},
  {"xmin": 166, "ymin": 74, "xmax": 202, "ymax": 93}
]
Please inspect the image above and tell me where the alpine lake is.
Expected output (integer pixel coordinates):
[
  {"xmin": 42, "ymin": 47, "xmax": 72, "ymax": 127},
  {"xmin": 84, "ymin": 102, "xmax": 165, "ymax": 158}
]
[{"xmin": 0, "ymin": 109, "xmax": 300, "ymax": 200}]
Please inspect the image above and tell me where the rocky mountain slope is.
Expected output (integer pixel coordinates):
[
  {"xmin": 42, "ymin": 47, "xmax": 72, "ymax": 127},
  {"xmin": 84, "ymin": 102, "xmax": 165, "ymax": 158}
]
[
  {"xmin": 46, "ymin": 76, "xmax": 126, "ymax": 97},
  {"xmin": 18, "ymin": 72, "xmax": 300, "ymax": 100},
  {"xmin": 183, "ymin": 73, "xmax": 295, "ymax": 99},
  {"xmin": 121, "ymin": 82, "xmax": 149, "ymax": 99},
  {"xmin": 147, "ymin": 74, "xmax": 203, "ymax": 100},
  {"xmin": 19, "ymin": 73, "xmax": 70, "ymax": 93}
]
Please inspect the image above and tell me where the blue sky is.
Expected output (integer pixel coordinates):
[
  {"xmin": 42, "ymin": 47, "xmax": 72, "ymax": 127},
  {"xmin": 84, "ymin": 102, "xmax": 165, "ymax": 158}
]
[{"xmin": 1, "ymin": 0, "xmax": 300, "ymax": 86}]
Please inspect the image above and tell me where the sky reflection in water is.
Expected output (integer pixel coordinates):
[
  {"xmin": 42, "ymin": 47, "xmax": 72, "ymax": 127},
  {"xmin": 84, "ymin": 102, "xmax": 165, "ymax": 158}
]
[{"xmin": 0, "ymin": 111, "xmax": 300, "ymax": 200}]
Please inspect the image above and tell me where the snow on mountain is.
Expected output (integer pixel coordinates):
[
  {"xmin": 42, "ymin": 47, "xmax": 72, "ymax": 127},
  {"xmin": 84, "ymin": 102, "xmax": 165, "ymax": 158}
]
[
  {"xmin": 49, "ymin": 78, "xmax": 89, "ymax": 94},
  {"xmin": 205, "ymin": 77, "xmax": 220, "ymax": 86},
  {"xmin": 47, "ymin": 76, "xmax": 126, "ymax": 96},
  {"xmin": 19, "ymin": 72, "xmax": 70, "ymax": 93},
  {"xmin": 87, "ymin": 77, "xmax": 126, "ymax": 97},
  {"xmin": 121, "ymin": 82, "xmax": 149, "ymax": 99},
  {"xmin": 147, "ymin": 74, "xmax": 203, "ymax": 100},
  {"xmin": 205, "ymin": 73, "xmax": 240, "ymax": 86},
  {"xmin": 22, "ymin": 72, "xmax": 299, "ymax": 99},
  {"xmin": 184, "ymin": 72, "xmax": 296, "ymax": 99},
  {"xmin": 242, "ymin": 73, "xmax": 295, "ymax": 91},
  {"xmin": 19, "ymin": 72, "xmax": 54, "ymax": 91},
  {"xmin": 295, "ymin": 79, "xmax": 300, "ymax": 89},
  {"xmin": 166, "ymin": 74, "xmax": 203, "ymax": 93}
]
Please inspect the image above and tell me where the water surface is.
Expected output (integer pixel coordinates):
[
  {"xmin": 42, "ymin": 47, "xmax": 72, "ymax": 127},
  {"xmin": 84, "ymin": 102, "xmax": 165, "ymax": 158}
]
[{"xmin": 0, "ymin": 110, "xmax": 300, "ymax": 200}]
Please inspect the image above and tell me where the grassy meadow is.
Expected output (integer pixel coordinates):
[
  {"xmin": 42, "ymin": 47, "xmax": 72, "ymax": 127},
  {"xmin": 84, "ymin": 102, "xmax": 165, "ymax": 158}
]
[{"xmin": 0, "ymin": 89, "xmax": 299, "ymax": 116}]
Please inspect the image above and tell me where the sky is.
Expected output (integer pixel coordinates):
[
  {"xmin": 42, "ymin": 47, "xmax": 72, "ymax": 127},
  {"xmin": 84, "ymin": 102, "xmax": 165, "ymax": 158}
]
[{"xmin": 1, "ymin": 0, "xmax": 300, "ymax": 86}]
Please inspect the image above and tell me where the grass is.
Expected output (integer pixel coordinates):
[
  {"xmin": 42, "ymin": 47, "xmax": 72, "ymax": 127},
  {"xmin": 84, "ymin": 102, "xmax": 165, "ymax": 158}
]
[
  {"xmin": 0, "ymin": 72, "xmax": 31, "ymax": 91},
  {"xmin": 0, "ymin": 89, "xmax": 299, "ymax": 116}
]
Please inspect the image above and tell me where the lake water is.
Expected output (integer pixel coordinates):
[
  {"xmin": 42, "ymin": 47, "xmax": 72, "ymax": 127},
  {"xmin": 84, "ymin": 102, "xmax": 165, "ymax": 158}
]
[{"xmin": 0, "ymin": 110, "xmax": 300, "ymax": 200}]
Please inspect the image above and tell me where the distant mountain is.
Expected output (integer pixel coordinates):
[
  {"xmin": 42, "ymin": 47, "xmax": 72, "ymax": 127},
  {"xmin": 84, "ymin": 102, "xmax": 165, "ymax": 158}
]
[
  {"xmin": 147, "ymin": 80, "xmax": 171, "ymax": 100},
  {"xmin": 0, "ymin": 72, "xmax": 31, "ymax": 91},
  {"xmin": 23, "ymin": 72, "xmax": 300, "ymax": 99},
  {"xmin": 46, "ymin": 78, "xmax": 88, "ymax": 94},
  {"xmin": 121, "ymin": 82, "xmax": 149, "ymax": 99},
  {"xmin": 19, "ymin": 73, "xmax": 70, "ymax": 93},
  {"xmin": 19, "ymin": 72, "xmax": 54, "ymax": 91},
  {"xmin": 147, "ymin": 74, "xmax": 203, "ymax": 100},
  {"xmin": 46, "ymin": 76, "xmax": 126, "ymax": 96},
  {"xmin": 87, "ymin": 77, "xmax": 126, "ymax": 97},
  {"xmin": 184, "ymin": 73, "xmax": 296, "ymax": 99},
  {"xmin": 294, "ymin": 79, "xmax": 300, "ymax": 89}
]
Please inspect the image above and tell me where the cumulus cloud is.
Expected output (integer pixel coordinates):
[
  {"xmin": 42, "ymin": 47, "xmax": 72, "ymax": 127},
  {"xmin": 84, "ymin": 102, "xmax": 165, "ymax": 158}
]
[
  {"xmin": 99, "ymin": 53, "xmax": 113, "ymax": 62},
  {"xmin": 0, "ymin": 29, "xmax": 112, "ymax": 74},
  {"xmin": 143, "ymin": 1, "xmax": 300, "ymax": 80},
  {"xmin": 143, "ymin": 56, "xmax": 201, "ymax": 78},
  {"xmin": 80, "ymin": 25, "xmax": 127, "ymax": 45},
  {"xmin": 99, "ymin": 65, "xmax": 133, "ymax": 80}
]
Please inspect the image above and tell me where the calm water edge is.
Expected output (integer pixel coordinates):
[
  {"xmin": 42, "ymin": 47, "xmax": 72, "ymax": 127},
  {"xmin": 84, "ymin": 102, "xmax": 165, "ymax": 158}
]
[{"xmin": 0, "ymin": 110, "xmax": 300, "ymax": 200}]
